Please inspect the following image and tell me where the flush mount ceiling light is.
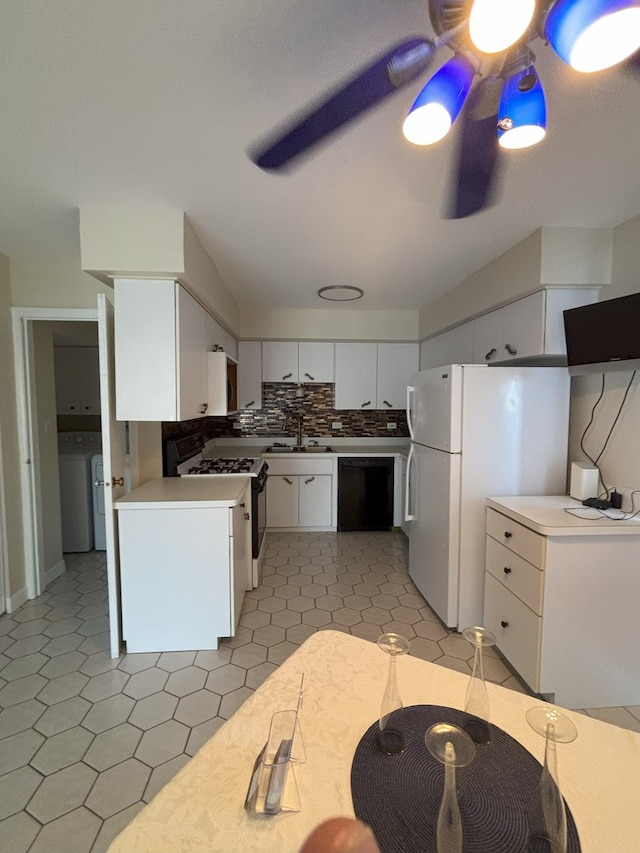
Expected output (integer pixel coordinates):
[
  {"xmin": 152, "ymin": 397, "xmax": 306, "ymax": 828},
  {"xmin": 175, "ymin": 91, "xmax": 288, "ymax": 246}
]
[
  {"xmin": 252, "ymin": 0, "xmax": 640, "ymax": 220},
  {"xmin": 317, "ymin": 286, "xmax": 364, "ymax": 301}
]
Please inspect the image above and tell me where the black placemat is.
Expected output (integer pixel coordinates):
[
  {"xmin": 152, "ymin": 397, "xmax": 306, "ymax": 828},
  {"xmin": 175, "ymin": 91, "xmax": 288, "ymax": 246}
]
[{"xmin": 351, "ymin": 705, "xmax": 581, "ymax": 853}]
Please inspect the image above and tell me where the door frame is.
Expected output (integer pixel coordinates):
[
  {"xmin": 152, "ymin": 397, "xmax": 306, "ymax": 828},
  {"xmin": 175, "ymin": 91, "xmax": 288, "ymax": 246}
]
[{"xmin": 12, "ymin": 306, "xmax": 98, "ymax": 599}]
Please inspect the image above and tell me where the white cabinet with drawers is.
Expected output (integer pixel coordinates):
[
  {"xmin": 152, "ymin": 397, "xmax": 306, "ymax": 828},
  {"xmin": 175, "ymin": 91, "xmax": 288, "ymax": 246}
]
[
  {"xmin": 484, "ymin": 497, "xmax": 640, "ymax": 708},
  {"xmin": 265, "ymin": 456, "xmax": 336, "ymax": 530}
]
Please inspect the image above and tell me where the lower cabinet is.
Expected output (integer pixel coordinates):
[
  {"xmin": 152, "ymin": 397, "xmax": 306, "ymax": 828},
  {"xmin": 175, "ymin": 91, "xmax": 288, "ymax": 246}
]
[
  {"xmin": 266, "ymin": 457, "xmax": 335, "ymax": 530},
  {"xmin": 484, "ymin": 499, "xmax": 640, "ymax": 708},
  {"xmin": 117, "ymin": 482, "xmax": 251, "ymax": 652}
]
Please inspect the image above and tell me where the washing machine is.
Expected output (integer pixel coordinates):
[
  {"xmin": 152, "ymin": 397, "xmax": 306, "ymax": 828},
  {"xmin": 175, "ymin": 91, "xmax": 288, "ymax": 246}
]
[{"xmin": 58, "ymin": 432, "xmax": 102, "ymax": 552}]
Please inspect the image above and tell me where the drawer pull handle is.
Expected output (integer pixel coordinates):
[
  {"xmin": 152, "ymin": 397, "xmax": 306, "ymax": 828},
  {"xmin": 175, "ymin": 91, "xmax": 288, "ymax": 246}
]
[
  {"xmin": 283, "ymin": 373, "xmax": 293, "ymax": 380},
  {"xmin": 283, "ymin": 477, "xmax": 293, "ymax": 485},
  {"xmin": 245, "ymin": 400, "xmax": 255, "ymax": 407},
  {"xmin": 485, "ymin": 347, "xmax": 497, "ymax": 361},
  {"xmin": 361, "ymin": 401, "xmax": 371, "ymax": 408},
  {"xmin": 500, "ymin": 620, "xmax": 509, "ymax": 629},
  {"xmin": 304, "ymin": 373, "xmax": 314, "ymax": 380},
  {"xmin": 503, "ymin": 567, "xmax": 512, "ymax": 574},
  {"xmin": 504, "ymin": 531, "xmax": 513, "ymax": 539},
  {"xmin": 505, "ymin": 343, "xmax": 518, "ymax": 356},
  {"xmin": 304, "ymin": 476, "xmax": 315, "ymax": 484}
]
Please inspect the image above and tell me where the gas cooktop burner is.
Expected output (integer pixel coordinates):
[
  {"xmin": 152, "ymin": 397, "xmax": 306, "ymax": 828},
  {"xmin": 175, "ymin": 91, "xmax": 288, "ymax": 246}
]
[{"xmin": 185, "ymin": 457, "xmax": 261, "ymax": 475}]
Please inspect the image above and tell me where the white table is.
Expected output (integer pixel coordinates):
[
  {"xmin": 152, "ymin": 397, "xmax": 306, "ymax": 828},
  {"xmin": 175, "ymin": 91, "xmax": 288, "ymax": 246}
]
[{"xmin": 109, "ymin": 631, "xmax": 640, "ymax": 853}]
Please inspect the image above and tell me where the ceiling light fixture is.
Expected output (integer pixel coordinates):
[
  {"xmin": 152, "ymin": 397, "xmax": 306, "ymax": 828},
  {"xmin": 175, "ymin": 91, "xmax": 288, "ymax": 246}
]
[
  {"xmin": 497, "ymin": 66, "xmax": 547, "ymax": 149},
  {"xmin": 317, "ymin": 286, "xmax": 364, "ymax": 301},
  {"xmin": 402, "ymin": 55, "xmax": 474, "ymax": 145},
  {"xmin": 469, "ymin": 0, "xmax": 536, "ymax": 54}
]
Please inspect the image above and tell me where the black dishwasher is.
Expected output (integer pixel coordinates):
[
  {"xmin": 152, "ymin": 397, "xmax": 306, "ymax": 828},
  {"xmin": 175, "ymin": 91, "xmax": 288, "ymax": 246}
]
[{"xmin": 337, "ymin": 457, "xmax": 394, "ymax": 531}]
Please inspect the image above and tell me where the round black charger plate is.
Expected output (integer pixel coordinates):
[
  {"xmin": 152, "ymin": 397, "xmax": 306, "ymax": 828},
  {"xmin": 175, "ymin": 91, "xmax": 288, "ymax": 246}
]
[{"xmin": 351, "ymin": 705, "xmax": 581, "ymax": 853}]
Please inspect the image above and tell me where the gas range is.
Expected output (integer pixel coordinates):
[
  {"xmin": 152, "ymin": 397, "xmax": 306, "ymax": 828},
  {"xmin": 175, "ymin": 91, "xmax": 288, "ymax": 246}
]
[{"xmin": 177, "ymin": 454, "xmax": 265, "ymax": 478}]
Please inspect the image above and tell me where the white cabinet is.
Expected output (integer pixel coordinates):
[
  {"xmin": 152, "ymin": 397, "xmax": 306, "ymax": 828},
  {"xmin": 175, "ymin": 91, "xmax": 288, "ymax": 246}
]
[
  {"xmin": 484, "ymin": 498, "xmax": 640, "ymax": 708},
  {"xmin": 237, "ymin": 341, "xmax": 263, "ymax": 409},
  {"xmin": 472, "ymin": 288, "xmax": 599, "ymax": 364},
  {"xmin": 54, "ymin": 346, "xmax": 101, "ymax": 415},
  {"xmin": 266, "ymin": 457, "xmax": 335, "ymax": 530},
  {"xmin": 114, "ymin": 279, "xmax": 210, "ymax": 421},
  {"xmin": 335, "ymin": 343, "xmax": 418, "ymax": 409},
  {"xmin": 419, "ymin": 323, "xmax": 474, "ymax": 370},
  {"xmin": 117, "ymin": 479, "xmax": 251, "ymax": 652},
  {"xmin": 262, "ymin": 341, "xmax": 334, "ymax": 383},
  {"xmin": 377, "ymin": 344, "xmax": 419, "ymax": 409}
]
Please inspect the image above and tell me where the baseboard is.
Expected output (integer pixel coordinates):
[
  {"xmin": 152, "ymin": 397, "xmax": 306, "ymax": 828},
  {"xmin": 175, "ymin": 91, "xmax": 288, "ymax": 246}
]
[
  {"xmin": 7, "ymin": 585, "xmax": 28, "ymax": 614},
  {"xmin": 44, "ymin": 558, "xmax": 66, "ymax": 588}
]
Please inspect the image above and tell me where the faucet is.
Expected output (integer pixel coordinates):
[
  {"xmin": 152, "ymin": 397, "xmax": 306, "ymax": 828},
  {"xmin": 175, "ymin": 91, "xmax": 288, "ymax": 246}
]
[{"xmin": 283, "ymin": 412, "xmax": 304, "ymax": 447}]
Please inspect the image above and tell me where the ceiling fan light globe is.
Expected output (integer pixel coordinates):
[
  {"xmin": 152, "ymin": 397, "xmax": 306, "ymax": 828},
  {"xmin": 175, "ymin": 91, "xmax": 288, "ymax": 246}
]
[
  {"xmin": 402, "ymin": 55, "xmax": 474, "ymax": 146},
  {"xmin": 403, "ymin": 104, "xmax": 452, "ymax": 145},
  {"xmin": 469, "ymin": 0, "xmax": 536, "ymax": 54},
  {"xmin": 497, "ymin": 66, "xmax": 547, "ymax": 149},
  {"xmin": 545, "ymin": 0, "xmax": 640, "ymax": 72}
]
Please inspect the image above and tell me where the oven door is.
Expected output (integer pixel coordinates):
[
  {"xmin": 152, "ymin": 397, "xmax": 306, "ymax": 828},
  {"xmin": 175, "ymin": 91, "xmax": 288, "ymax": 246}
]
[{"xmin": 252, "ymin": 473, "xmax": 267, "ymax": 562}]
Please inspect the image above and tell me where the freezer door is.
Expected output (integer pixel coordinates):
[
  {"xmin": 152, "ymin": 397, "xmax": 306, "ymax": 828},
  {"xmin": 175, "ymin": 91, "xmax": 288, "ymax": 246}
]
[
  {"xmin": 408, "ymin": 443, "xmax": 461, "ymax": 628},
  {"xmin": 410, "ymin": 364, "xmax": 466, "ymax": 452}
]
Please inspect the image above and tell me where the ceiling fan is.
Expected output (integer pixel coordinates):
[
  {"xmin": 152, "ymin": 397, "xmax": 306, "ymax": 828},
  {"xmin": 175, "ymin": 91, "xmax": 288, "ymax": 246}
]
[{"xmin": 250, "ymin": 0, "xmax": 640, "ymax": 219}]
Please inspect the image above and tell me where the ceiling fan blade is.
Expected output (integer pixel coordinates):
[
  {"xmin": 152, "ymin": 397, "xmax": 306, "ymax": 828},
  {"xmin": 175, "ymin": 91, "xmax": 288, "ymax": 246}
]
[
  {"xmin": 251, "ymin": 38, "xmax": 435, "ymax": 170},
  {"xmin": 445, "ymin": 76, "xmax": 503, "ymax": 219}
]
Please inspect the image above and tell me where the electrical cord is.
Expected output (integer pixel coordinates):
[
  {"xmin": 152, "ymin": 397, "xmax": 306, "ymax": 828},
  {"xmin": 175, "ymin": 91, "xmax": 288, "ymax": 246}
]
[
  {"xmin": 563, "ymin": 489, "xmax": 640, "ymax": 521},
  {"xmin": 593, "ymin": 370, "xmax": 637, "ymax": 466}
]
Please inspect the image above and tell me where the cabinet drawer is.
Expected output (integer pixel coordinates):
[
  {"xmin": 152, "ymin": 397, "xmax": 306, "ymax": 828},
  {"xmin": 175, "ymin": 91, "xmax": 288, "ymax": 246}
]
[
  {"xmin": 485, "ymin": 537, "xmax": 544, "ymax": 615},
  {"xmin": 264, "ymin": 457, "xmax": 334, "ymax": 476},
  {"xmin": 484, "ymin": 573, "xmax": 541, "ymax": 692},
  {"xmin": 486, "ymin": 508, "xmax": 545, "ymax": 567}
]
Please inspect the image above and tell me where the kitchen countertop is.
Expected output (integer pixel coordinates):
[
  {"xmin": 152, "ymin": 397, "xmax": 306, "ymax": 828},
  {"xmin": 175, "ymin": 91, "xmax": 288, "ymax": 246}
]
[
  {"xmin": 488, "ymin": 495, "xmax": 640, "ymax": 536},
  {"xmin": 115, "ymin": 476, "xmax": 250, "ymax": 509},
  {"xmin": 203, "ymin": 439, "xmax": 409, "ymax": 460}
]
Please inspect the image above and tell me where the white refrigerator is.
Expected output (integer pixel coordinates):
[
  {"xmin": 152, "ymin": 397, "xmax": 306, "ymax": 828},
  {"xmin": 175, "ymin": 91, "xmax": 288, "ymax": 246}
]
[{"xmin": 405, "ymin": 364, "xmax": 570, "ymax": 630}]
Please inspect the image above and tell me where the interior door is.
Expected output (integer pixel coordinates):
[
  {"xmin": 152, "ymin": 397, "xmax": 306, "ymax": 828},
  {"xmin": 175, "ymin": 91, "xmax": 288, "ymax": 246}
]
[{"xmin": 97, "ymin": 294, "xmax": 128, "ymax": 658}]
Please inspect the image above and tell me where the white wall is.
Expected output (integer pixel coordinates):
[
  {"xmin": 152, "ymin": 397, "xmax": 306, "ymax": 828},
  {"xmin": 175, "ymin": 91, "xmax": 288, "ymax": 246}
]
[{"xmin": 239, "ymin": 307, "xmax": 418, "ymax": 341}]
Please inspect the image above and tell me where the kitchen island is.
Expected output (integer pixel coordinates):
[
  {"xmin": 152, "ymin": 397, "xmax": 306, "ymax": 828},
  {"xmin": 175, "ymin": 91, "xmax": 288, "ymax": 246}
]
[{"xmin": 116, "ymin": 476, "xmax": 252, "ymax": 653}]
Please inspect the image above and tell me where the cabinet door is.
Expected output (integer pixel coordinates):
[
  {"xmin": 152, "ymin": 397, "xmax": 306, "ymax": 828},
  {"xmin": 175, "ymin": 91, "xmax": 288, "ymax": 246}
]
[
  {"xmin": 334, "ymin": 343, "xmax": 377, "ymax": 409},
  {"xmin": 298, "ymin": 342, "xmax": 334, "ymax": 383},
  {"xmin": 262, "ymin": 342, "xmax": 298, "ymax": 382},
  {"xmin": 472, "ymin": 310, "xmax": 502, "ymax": 363},
  {"xmin": 77, "ymin": 347, "xmax": 101, "ymax": 414},
  {"xmin": 237, "ymin": 341, "xmax": 262, "ymax": 409},
  {"xmin": 177, "ymin": 286, "xmax": 208, "ymax": 419},
  {"xmin": 266, "ymin": 475, "xmax": 299, "ymax": 527},
  {"xmin": 501, "ymin": 292, "xmax": 545, "ymax": 361},
  {"xmin": 298, "ymin": 474, "xmax": 332, "ymax": 527},
  {"xmin": 54, "ymin": 347, "xmax": 80, "ymax": 413},
  {"xmin": 376, "ymin": 343, "xmax": 418, "ymax": 409}
]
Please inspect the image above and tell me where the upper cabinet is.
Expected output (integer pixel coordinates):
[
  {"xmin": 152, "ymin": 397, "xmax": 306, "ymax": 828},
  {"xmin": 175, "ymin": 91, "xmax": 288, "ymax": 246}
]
[
  {"xmin": 262, "ymin": 341, "xmax": 334, "ymax": 383},
  {"xmin": 54, "ymin": 346, "xmax": 101, "ymax": 415},
  {"xmin": 335, "ymin": 343, "xmax": 418, "ymax": 410},
  {"xmin": 115, "ymin": 279, "xmax": 234, "ymax": 421},
  {"xmin": 237, "ymin": 341, "xmax": 262, "ymax": 409},
  {"xmin": 472, "ymin": 289, "xmax": 600, "ymax": 364},
  {"xmin": 419, "ymin": 324, "xmax": 474, "ymax": 370},
  {"xmin": 206, "ymin": 352, "xmax": 238, "ymax": 416}
]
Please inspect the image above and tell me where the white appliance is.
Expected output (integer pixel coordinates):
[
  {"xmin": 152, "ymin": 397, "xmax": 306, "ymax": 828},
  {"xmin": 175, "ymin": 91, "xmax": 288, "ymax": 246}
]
[
  {"xmin": 405, "ymin": 364, "xmax": 570, "ymax": 630},
  {"xmin": 58, "ymin": 432, "xmax": 103, "ymax": 552}
]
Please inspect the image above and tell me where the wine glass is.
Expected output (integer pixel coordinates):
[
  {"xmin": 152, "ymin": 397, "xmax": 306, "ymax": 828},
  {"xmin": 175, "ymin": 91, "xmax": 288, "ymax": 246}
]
[
  {"xmin": 525, "ymin": 706, "xmax": 578, "ymax": 853},
  {"xmin": 425, "ymin": 723, "xmax": 476, "ymax": 853},
  {"xmin": 376, "ymin": 632, "xmax": 410, "ymax": 755},
  {"xmin": 462, "ymin": 625, "xmax": 495, "ymax": 744}
]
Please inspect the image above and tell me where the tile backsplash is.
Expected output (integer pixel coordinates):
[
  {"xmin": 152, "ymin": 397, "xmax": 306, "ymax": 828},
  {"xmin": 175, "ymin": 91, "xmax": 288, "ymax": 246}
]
[{"xmin": 162, "ymin": 383, "xmax": 409, "ymax": 442}]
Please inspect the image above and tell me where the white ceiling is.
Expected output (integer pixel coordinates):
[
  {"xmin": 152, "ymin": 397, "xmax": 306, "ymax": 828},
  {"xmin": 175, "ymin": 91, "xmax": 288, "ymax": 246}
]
[{"xmin": 2, "ymin": 1, "xmax": 640, "ymax": 313}]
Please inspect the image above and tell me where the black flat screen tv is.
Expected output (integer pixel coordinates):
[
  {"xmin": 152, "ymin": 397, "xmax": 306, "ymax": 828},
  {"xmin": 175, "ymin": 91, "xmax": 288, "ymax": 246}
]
[{"xmin": 563, "ymin": 291, "xmax": 640, "ymax": 375}]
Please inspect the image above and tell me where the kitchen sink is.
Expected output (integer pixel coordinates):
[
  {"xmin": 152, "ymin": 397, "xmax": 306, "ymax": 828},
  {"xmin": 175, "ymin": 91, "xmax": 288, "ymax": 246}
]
[{"xmin": 264, "ymin": 445, "xmax": 334, "ymax": 453}]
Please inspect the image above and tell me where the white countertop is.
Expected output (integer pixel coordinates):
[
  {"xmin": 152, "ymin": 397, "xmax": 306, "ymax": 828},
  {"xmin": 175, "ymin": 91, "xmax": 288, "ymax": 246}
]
[
  {"xmin": 115, "ymin": 476, "xmax": 250, "ymax": 509},
  {"xmin": 108, "ymin": 630, "xmax": 640, "ymax": 853},
  {"xmin": 488, "ymin": 495, "xmax": 640, "ymax": 536}
]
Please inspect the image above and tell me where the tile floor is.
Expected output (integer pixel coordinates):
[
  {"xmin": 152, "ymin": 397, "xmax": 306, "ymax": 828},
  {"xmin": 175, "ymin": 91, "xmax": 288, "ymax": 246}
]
[{"xmin": 1, "ymin": 530, "xmax": 639, "ymax": 853}]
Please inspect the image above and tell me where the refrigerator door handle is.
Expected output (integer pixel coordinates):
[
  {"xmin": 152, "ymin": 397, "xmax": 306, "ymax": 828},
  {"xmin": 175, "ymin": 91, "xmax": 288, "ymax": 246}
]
[
  {"xmin": 406, "ymin": 385, "xmax": 415, "ymax": 440},
  {"xmin": 404, "ymin": 443, "xmax": 417, "ymax": 522}
]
